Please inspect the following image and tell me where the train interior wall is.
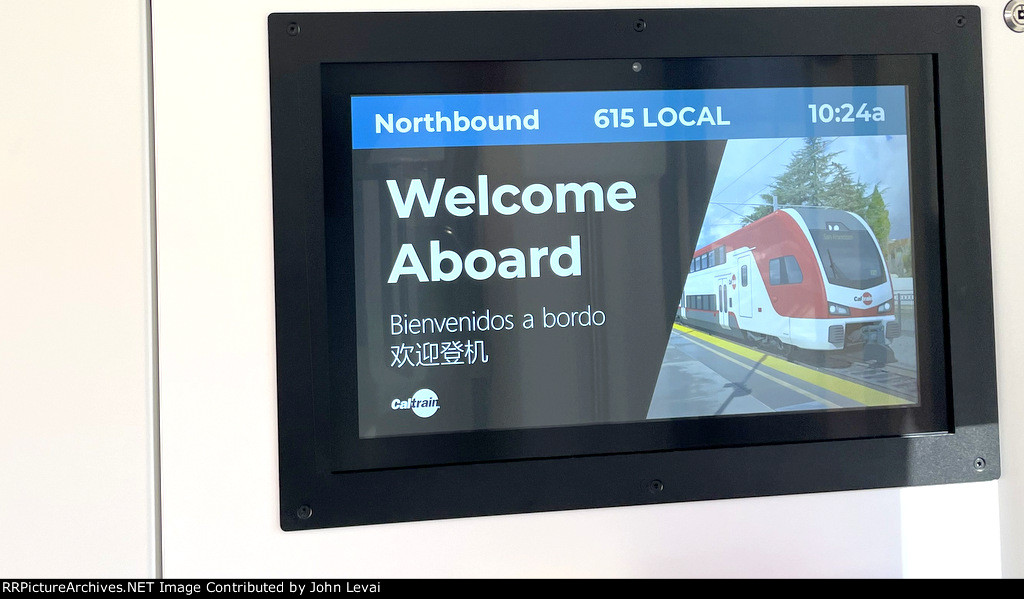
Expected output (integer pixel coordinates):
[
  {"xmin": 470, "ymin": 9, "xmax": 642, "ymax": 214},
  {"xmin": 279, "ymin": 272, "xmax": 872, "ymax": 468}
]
[{"xmin": 1, "ymin": 0, "xmax": 1021, "ymax": 577}]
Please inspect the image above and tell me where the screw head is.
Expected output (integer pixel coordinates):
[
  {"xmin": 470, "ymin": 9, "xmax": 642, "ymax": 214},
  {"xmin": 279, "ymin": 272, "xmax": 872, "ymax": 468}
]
[
  {"xmin": 1005, "ymin": 1, "xmax": 1024, "ymax": 32},
  {"xmin": 633, "ymin": 19, "xmax": 646, "ymax": 32},
  {"xmin": 974, "ymin": 457, "xmax": 986, "ymax": 471},
  {"xmin": 955, "ymin": 15, "xmax": 966, "ymax": 28},
  {"xmin": 648, "ymin": 479, "xmax": 664, "ymax": 493},
  {"xmin": 287, "ymin": 22, "xmax": 300, "ymax": 36},
  {"xmin": 297, "ymin": 504, "xmax": 313, "ymax": 519}
]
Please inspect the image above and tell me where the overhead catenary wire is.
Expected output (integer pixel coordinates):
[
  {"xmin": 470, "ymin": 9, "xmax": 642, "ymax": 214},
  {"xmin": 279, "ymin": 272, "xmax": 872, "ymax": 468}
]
[{"xmin": 703, "ymin": 136, "xmax": 843, "ymax": 232}]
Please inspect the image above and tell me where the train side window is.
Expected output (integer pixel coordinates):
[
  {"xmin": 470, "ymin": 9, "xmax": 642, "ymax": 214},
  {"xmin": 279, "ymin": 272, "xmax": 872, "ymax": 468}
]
[
  {"xmin": 769, "ymin": 255, "xmax": 803, "ymax": 285},
  {"xmin": 701, "ymin": 254, "xmax": 708, "ymax": 270},
  {"xmin": 708, "ymin": 251, "xmax": 716, "ymax": 268},
  {"xmin": 716, "ymin": 246, "xmax": 726, "ymax": 265},
  {"xmin": 741, "ymin": 265, "xmax": 748, "ymax": 287},
  {"xmin": 769, "ymin": 258, "xmax": 782, "ymax": 285},
  {"xmin": 783, "ymin": 255, "xmax": 803, "ymax": 284}
]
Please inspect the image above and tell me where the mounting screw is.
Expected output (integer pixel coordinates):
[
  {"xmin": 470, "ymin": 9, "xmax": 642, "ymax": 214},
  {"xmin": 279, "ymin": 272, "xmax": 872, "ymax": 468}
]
[
  {"xmin": 633, "ymin": 19, "xmax": 646, "ymax": 32},
  {"xmin": 1006, "ymin": 1, "xmax": 1024, "ymax": 32},
  {"xmin": 287, "ymin": 22, "xmax": 300, "ymax": 36},
  {"xmin": 973, "ymin": 457, "xmax": 986, "ymax": 471},
  {"xmin": 297, "ymin": 504, "xmax": 313, "ymax": 519},
  {"xmin": 647, "ymin": 479, "xmax": 664, "ymax": 493},
  {"xmin": 954, "ymin": 15, "xmax": 966, "ymax": 28}
]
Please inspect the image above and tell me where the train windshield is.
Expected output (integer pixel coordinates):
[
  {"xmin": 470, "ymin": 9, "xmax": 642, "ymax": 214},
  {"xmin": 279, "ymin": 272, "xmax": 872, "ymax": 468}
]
[{"xmin": 809, "ymin": 229, "xmax": 887, "ymax": 289}]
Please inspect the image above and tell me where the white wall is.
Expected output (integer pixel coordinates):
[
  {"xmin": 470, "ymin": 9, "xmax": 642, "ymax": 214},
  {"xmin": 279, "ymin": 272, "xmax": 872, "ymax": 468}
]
[
  {"xmin": 1, "ymin": 0, "xmax": 1020, "ymax": 578},
  {"xmin": 986, "ymin": 0, "xmax": 1024, "ymax": 575},
  {"xmin": 0, "ymin": 0, "xmax": 157, "ymax": 577}
]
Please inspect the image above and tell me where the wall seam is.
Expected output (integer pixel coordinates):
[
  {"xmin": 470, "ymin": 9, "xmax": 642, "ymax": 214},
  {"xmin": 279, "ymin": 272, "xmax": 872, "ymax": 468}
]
[{"xmin": 143, "ymin": 0, "xmax": 163, "ymax": 579}]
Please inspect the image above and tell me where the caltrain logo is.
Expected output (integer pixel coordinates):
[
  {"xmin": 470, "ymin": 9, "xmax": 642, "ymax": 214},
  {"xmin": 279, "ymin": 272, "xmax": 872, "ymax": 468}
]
[
  {"xmin": 855, "ymin": 292, "xmax": 873, "ymax": 306},
  {"xmin": 731, "ymin": 274, "xmax": 737, "ymax": 290},
  {"xmin": 391, "ymin": 388, "xmax": 440, "ymax": 418}
]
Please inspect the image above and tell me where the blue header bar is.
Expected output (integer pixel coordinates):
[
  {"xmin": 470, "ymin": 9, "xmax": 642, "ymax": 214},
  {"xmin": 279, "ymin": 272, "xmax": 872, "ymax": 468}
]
[{"xmin": 351, "ymin": 86, "xmax": 906, "ymax": 150}]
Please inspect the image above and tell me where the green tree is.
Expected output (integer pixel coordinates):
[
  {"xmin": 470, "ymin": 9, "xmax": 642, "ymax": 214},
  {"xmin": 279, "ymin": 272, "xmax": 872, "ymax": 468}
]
[
  {"xmin": 743, "ymin": 138, "xmax": 891, "ymax": 247},
  {"xmin": 863, "ymin": 185, "xmax": 891, "ymax": 253}
]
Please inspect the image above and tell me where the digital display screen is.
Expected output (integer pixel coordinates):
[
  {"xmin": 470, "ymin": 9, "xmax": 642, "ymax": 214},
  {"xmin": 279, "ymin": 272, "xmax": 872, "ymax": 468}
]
[{"xmin": 321, "ymin": 56, "xmax": 945, "ymax": 471}]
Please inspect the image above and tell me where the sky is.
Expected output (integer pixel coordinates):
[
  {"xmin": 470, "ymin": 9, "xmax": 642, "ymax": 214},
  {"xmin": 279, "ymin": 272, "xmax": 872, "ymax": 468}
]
[{"xmin": 695, "ymin": 135, "xmax": 911, "ymax": 248}]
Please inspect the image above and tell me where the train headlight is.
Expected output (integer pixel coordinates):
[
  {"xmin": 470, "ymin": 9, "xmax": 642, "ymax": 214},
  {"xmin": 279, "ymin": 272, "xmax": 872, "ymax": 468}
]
[
  {"xmin": 828, "ymin": 302, "xmax": 851, "ymax": 316},
  {"xmin": 877, "ymin": 301, "xmax": 893, "ymax": 314}
]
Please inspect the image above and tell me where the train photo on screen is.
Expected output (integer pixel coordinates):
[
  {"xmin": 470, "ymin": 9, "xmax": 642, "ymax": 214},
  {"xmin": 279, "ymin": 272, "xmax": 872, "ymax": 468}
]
[{"xmin": 678, "ymin": 206, "xmax": 900, "ymax": 360}]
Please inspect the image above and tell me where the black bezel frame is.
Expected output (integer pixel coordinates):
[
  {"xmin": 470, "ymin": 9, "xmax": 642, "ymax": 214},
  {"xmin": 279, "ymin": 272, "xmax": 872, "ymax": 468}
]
[{"xmin": 270, "ymin": 7, "xmax": 998, "ymax": 531}]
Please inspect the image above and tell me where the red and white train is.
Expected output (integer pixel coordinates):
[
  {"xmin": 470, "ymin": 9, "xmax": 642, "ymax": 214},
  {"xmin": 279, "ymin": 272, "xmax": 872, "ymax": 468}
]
[{"xmin": 678, "ymin": 207, "xmax": 899, "ymax": 353}]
